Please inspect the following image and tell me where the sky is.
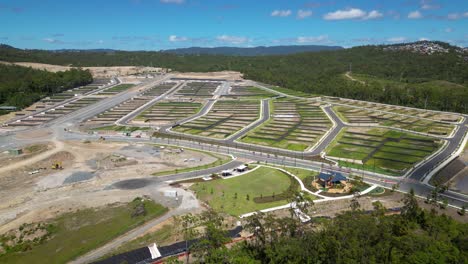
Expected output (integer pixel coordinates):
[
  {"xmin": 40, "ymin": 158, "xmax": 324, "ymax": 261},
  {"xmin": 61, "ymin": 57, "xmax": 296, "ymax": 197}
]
[{"xmin": 0, "ymin": 0, "xmax": 467, "ymax": 50}]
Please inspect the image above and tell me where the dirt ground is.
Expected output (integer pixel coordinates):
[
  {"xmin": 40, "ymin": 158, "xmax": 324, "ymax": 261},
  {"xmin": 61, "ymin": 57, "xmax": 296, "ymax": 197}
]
[
  {"xmin": 0, "ymin": 61, "xmax": 165, "ymax": 78},
  {"xmin": 0, "ymin": 140, "xmax": 215, "ymax": 234},
  {"xmin": 173, "ymin": 71, "xmax": 243, "ymax": 81}
]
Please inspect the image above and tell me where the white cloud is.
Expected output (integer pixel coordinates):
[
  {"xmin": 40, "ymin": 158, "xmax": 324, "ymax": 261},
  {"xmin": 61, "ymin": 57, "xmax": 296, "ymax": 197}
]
[
  {"xmin": 297, "ymin": 9, "xmax": 313, "ymax": 19},
  {"xmin": 419, "ymin": 37, "xmax": 430, "ymax": 41},
  {"xmin": 216, "ymin": 35, "xmax": 249, "ymax": 44},
  {"xmin": 323, "ymin": 8, "xmax": 366, "ymax": 20},
  {"xmin": 97, "ymin": 40, "xmax": 104, "ymax": 44},
  {"xmin": 160, "ymin": 0, "xmax": 184, "ymax": 4},
  {"xmin": 363, "ymin": 10, "xmax": 383, "ymax": 20},
  {"xmin": 408, "ymin": 10, "xmax": 423, "ymax": 19},
  {"xmin": 464, "ymin": 12, "xmax": 468, "ymax": 17},
  {"xmin": 296, "ymin": 35, "xmax": 331, "ymax": 44},
  {"xmin": 168, "ymin": 35, "xmax": 188, "ymax": 42},
  {"xmin": 387, "ymin": 37, "xmax": 407, "ymax": 43},
  {"xmin": 271, "ymin": 10, "xmax": 292, "ymax": 17},
  {"xmin": 447, "ymin": 13, "xmax": 460, "ymax": 20},
  {"xmin": 43, "ymin": 38, "xmax": 62, "ymax": 44},
  {"xmin": 445, "ymin": 27, "xmax": 453, "ymax": 33},
  {"xmin": 420, "ymin": 0, "xmax": 440, "ymax": 10},
  {"xmin": 323, "ymin": 8, "xmax": 383, "ymax": 20}
]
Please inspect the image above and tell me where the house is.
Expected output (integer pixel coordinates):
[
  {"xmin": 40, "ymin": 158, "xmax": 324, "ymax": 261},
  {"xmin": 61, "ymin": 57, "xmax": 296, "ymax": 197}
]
[{"xmin": 317, "ymin": 172, "xmax": 347, "ymax": 187}]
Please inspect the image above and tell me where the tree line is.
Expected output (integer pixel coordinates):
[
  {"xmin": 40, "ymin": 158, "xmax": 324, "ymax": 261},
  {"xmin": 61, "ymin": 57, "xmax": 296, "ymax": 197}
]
[
  {"xmin": 174, "ymin": 191, "xmax": 467, "ymax": 264},
  {"xmin": 0, "ymin": 63, "xmax": 92, "ymax": 111},
  {"xmin": 0, "ymin": 43, "xmax": 467, "ymax": 113}
]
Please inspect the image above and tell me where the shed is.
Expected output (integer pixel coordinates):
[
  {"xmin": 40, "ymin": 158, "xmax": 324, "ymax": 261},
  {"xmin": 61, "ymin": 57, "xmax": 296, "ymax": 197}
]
[
  {"xmin": 318, "ymin": 172, "xmax": 347, "ymax": 187},
  {"xmin": 221, "ymin": 170, "xmax": 232, "ymax": 176},
  {"xmin": 236, "ymin": 165, "xmax": 247, "ymax": 172}
]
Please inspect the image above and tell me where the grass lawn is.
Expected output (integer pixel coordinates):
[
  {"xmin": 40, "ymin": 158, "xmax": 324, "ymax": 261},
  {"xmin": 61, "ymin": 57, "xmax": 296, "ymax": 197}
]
[
  {"xmin": 152, "ymin": 151, "xmax": 232, "ymax": 177},
  {"xmin": 190, "ymin": 166, "xmax": 296, "ymax": 216},
  {"xmin": 0, "ymin": 199, "xmax": 167, "ymax": 264}
]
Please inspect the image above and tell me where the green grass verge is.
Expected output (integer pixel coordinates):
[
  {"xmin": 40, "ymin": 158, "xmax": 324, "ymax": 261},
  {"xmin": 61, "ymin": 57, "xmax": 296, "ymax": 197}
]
[
  {"xmin": 190, "ymin": 166, "xmax": 297, "ymax": 216},
  {"xmin": 0, "ymin": 199, "xmax": 167, "ymax": 264}
]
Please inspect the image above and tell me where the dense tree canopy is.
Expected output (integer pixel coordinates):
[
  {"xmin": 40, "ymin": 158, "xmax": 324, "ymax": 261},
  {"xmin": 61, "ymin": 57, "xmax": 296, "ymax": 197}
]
[
  {"xmin": 0, "ymin": 64, "xmax": 92, "ymax": 110},
  {"xmin": 189, "ymin": 192, "xmax": 468, "ymax": 264},
  {"xmin": 0, "ymin": 42, "xmax": 467, "ymax": 113}
]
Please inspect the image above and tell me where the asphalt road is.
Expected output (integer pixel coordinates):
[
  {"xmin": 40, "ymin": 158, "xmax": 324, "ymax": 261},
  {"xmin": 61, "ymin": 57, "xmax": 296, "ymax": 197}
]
[
  {"xmin": 408, "ymin": 118, "xmax": 468, "ymax": 180},
  {"xmin": 228, "ymin": 99, "xmax": 270, "ymax": 142},
  {"xmin": 309, "ymin": 105, "xmax": 345, "ymax": 155}
]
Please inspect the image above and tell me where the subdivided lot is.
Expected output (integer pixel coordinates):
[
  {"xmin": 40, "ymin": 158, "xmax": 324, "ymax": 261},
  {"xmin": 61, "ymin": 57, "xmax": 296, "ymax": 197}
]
[
  {"xmin": 325, "ymin": 127, "xmax": 443, "ymax": 175},
  {"xmin": 0, "ymin": 199, "xmax": 167, "ymax": 264},
  {"xmin": 140, "ymin": 82, "xmax": 176, "ymax": 97},
  {"xmin": 86, "ymin": 97, "xmax": 150, "ymax": 125},
  {"xmin": 173, "ymin": 81, "xmax": 220, "ymax": 99},
  {"xmin": 190, "ymin": 166, "xmax": 299, "ymax": 216},
  {"xmin": 241, "ymin": 99, "xmax": 331, "ymax": 151},
  {"xmin": 95, "ymin": 84, "xmax": 134, "ymax": 95},
  {"xmin": 333, "ymin": 105, "xmax": 455, "ymax": 136},
  {"xmin": 329, "ymin": 98, "xmax": 462, "ymax": 123},
  {"xmin": 222, "ymin": 85, "xmax": 276, "ymax": 99},
  {"xmin": 173, "ymin": 100, "xmax": 260, "ymax": 139},
  {"xmin": 9, "ymin": 97, "xmax": 102, "ymax": 127},
  {"xmin": 133, "ymin": 101, "xmax": 202, "ymax": 126}
]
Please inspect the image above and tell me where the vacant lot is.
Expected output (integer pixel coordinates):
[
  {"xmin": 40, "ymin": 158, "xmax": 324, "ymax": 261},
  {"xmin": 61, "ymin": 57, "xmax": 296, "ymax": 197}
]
[
  {"xmin": 0, "ymin": 198, "xmax": 167, "ymax": 264},
  {"xmin": 134, "ymin": 101, "xmax": 202, "ymax": 126},
  {"xmin": 326, "ymin": 127, "xmax": 442, "ymax": 175},
  {"xmin": 222, "ymin": 85, "xmax": 276, "ymax": 99},
  {"xmin": 242, "ymin": 98, "xmax": 331, "ymax": 151},
  {"xmin": 190, "ymin": 166, "xmax": 296, "ymax": 215},
  {"xmin": 174, "ymin": 100, "xmax": 260, "ymax": 139}
]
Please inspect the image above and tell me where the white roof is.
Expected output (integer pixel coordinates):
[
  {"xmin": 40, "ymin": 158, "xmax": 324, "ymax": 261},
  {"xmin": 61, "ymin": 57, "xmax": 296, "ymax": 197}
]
[{"xmin": 237, "ymin": 165, "xmax": 247, "ymax": 170}]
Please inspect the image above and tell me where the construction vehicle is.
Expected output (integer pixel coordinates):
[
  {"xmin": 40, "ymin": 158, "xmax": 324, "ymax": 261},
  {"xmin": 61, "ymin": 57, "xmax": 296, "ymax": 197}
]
[{"xmin": 51, "ymin": 161, "xmax": 63, "ymax": 170}]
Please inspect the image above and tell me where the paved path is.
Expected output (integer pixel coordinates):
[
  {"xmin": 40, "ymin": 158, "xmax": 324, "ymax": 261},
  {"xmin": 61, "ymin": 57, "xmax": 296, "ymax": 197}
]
[
  {"xmin": 228, "ymin": 99, "xmax": 270, "ymax": 142},
  {"xmin": 310, "ymin": 105, "xmax": 345, "ymax": 155}
]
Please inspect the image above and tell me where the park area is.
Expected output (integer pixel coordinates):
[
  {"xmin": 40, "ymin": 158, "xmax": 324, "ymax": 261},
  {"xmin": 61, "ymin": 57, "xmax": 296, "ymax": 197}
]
[
  {"xmin": 333, "ymin": 105, "xmax": 455, "ymax": 136},
  {"xmin": 241, "ymin": 98, "xmax": 331, "ymax": 151},
  {"xmin": 190, "ymin": 166, "xmax": 300, "ymax": 216},
  {"xmin": 173, "ymin": 100, "xmax": 260, "ymax": 139},
  {"xmin": 326, "ymin": 127, "xmax": 443, "ymax": 175}
]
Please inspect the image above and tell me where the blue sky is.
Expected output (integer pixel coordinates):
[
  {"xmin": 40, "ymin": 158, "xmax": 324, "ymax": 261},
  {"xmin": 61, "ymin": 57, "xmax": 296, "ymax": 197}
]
[{"xmin": 0, "ymin": 0, "xmax": 467, "ymax": 50}]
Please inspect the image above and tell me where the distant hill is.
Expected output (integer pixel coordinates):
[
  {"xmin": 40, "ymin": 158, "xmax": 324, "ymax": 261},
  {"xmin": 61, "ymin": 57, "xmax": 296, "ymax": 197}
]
[{"xmin": 162, "ymin": 45, "xmax": 344, "ymax": 56}]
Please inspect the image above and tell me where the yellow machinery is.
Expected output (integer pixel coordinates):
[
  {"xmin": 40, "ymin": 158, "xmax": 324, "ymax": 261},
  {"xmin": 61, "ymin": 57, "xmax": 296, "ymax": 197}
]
[{"xmin": 51, "ymin": 161, "xmax": 63, "ymax": 170}]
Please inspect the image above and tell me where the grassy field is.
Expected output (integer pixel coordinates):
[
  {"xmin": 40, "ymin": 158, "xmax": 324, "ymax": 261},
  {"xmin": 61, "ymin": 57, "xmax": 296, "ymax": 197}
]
[
  {"xmin": 191, "ymin": 166, "xmax": 297, "ymax": 215},
  {"xmin": 152, "ymin": 151, "xmax": 232, "ymax": 177},
  {"xmin": 0, "ymin": 199, "xmax": 167, "ymax": 264}
]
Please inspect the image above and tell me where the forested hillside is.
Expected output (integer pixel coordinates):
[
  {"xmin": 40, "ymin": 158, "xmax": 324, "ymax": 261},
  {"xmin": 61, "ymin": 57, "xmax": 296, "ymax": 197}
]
[
  {"xmin": 1, "ymin": 42, "xmax": 467, "ymax": 113},
  {"xmin": 0, "ymin": 63, "xmax": 92, "ymax": 110}
]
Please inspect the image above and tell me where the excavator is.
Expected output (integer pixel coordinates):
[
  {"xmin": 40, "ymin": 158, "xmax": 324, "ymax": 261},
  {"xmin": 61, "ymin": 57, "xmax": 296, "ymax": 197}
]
[{"xmin": 51, "ymin": 161, "xmax": 63, "ymax": 170}]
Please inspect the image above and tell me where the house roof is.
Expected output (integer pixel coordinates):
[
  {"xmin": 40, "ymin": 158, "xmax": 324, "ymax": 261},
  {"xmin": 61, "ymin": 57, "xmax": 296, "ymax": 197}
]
[{"xmin": 318, "ymin": 172, "xmax": 347, "ymax": 182}]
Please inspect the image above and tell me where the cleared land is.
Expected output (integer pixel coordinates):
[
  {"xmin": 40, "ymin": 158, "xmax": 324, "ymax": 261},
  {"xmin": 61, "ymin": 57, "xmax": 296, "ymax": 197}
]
[
  {"xmin": 333, "ymin": 105, "xmax": 455, "ymax": 136},
  {"xmin": 173, "ymin": 81, "xmax": 220, "ymax": 99},
  {"xmin": 241, "ymin": 98, "xmax": 331, "ymax": 151},
  {"xmin": 86, "ymin": 82, "xmax": 176, "ymax": 126},
  {"xmin": 326, "ymin": 127, "xmax": 443, "ymax": 175},
  {"xmin": 0, "ymin": 198, "xmax": 167, "ymax": 264},
  {"xmin": 222, "ymin": 85, "xmax": 276, "ymax": 99},
  {"xmin": 133, "ymin": 101, "xmax": 202, "ymax": 126},
  {"xmin": 190, "ymin": 166, "xmax": 298, "ymax": 215},
  {"xmin": 174, "ymin": 100, "xmax": 260, "ymax": 139}
]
